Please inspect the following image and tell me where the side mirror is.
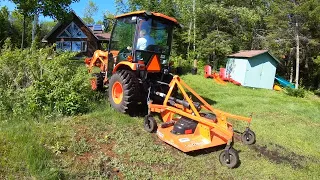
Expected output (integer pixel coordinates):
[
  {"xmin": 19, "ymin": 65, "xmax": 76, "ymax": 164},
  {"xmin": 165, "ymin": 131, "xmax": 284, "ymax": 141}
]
[{"xmin": 103, "ymin": 18, "xmax": 109, "ymax": 31}]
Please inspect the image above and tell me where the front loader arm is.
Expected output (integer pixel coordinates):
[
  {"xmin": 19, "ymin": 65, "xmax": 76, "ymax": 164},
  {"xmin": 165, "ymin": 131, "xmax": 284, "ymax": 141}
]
[{"xmin": 84, "ymin": 50, "xmax": 110, "ymax": 73}]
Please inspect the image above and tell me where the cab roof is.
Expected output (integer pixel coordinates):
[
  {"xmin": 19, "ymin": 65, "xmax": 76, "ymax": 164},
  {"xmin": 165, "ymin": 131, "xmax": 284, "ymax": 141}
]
[{"xmin": 115, "ymin": 10, "xmax": 179, "ymax": 25}]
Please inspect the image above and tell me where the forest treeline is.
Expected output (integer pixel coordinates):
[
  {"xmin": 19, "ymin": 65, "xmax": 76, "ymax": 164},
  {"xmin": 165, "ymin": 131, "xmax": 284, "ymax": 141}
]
[{"xmin": 1, "ymin": 0, "xmax": 320, "ymax": 89}]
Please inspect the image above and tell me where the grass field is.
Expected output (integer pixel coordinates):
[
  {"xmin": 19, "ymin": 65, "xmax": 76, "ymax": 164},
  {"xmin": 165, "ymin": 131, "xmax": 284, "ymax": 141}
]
[{"xmin": 1, "ymin": 74, "xmax": 320, "ymax": 179}]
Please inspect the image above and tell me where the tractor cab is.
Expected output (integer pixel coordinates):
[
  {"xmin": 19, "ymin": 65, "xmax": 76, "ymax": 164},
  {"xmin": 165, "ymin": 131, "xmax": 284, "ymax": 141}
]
[{"xmin": 107, "ymin": 11, "xmax": 179, "ymax": 73}]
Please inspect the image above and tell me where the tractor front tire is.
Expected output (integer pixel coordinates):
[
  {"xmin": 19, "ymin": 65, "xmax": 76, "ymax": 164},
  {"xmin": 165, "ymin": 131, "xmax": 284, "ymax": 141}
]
[
  {"xmin": 108, "ymin": 70, "xmax": 141, "ymax": 114},
  {"xmin": 91, "ymin": 73, "xmax": 104, "ymax": 91}
]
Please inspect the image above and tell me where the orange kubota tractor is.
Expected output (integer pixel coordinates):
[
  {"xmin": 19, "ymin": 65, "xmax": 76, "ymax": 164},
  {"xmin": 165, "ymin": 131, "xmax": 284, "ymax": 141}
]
[
  {"xmin": 85, "ymin": 11, "xmax": 178, "ymax": 114},
  {"xmin": 85, "ymin": 11, "xmax": 256, "ymax": 168}
]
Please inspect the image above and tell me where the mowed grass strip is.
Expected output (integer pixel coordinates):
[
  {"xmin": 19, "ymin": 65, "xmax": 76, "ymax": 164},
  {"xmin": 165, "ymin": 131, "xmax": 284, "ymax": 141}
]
[{"xmin": 1, "ymin": 74, "xmax": 319, "ymax": 179}]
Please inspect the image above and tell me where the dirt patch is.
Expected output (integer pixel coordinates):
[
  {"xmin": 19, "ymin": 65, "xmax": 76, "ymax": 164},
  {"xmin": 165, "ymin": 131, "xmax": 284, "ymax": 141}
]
[
  {"xmin": 250, "ymin": 143, "xmax": 305, "ymax": 169},
  {"xmin": 234, "ymin": 134, "xmax": 307, "ymax": 169},
  {"xmin": 67, "ymin": 125, "xmax": 124, "ymax": 179}
]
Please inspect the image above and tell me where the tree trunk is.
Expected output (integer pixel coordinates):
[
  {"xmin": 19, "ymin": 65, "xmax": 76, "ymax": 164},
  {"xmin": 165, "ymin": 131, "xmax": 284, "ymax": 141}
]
[
  {"xmin": 187, "ymin": 22, "xmax": 192, "ymax": 59},
  {"xmin": 21, "ymin": 14, "xmax": 26, "ymax": 49},
  {"xmin": 32, "ymin": 13, "xmax": 38, "ymax": 41},
  {"xmin": 290, "ymin": 58, "xmax": 293, "ymax": 83}
]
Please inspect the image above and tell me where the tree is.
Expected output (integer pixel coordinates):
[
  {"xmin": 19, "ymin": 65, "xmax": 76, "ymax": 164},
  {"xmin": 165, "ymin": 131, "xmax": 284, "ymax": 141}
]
[
  {"xmin": 0, "ymin": 7, "xmax": 12, "ymax": 47},
  {"xmin": 263, "ymin": 0, "xmax": 320, "ymax": 89},
  {"xmin": 83, "ymin": 0, "xmax": 98, "ymax": 24},
  {"xmin": 100, "ymin": 10, "xmax": 115, "ymax": 32},
  {"xmin": 9, "ymin": 0, "xmax": 79, "ymax": 48},
  {"xmin": 114, "ymin": 0, "xmax": 320, "ymax": 89},
  {"xmin": 11, "ymin": 9, "xmax": 33, "ymax": 48}
]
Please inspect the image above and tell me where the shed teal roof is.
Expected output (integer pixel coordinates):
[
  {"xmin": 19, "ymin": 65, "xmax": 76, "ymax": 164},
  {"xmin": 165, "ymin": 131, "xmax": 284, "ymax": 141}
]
[{"xmin": 227, "ymin": 50, "xmax": 280, "ymax": 64}]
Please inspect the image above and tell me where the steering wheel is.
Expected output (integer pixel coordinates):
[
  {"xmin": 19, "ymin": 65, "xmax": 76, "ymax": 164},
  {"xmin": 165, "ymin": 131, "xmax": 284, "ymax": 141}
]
[
  {"xmin": 146, "ymin": 45, "xmax": 163, "ymax": 53},
  {"xmin": 118, "ymin": 47, "xmax": 131, "ymax": 61}
]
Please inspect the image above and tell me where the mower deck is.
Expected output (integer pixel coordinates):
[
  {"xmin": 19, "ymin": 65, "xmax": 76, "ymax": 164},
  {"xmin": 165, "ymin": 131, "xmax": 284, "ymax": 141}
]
[
  {"xmin": 143, "ymin": 75, "xmax": 256, "ymax": 168},
  {"xmin": 156, "ymin": 124, "xmax": 232, "ymax": 152}
]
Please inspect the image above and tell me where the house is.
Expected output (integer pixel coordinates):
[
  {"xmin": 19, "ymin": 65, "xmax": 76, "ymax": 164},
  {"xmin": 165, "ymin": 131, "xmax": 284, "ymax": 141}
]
[
  {"xmin": 226, "ymin": 50, "xmax": 280, "ymax": 89},
  {"xmin": 42, "ymin": 11, "xmax": 110, "ymax": 57}
]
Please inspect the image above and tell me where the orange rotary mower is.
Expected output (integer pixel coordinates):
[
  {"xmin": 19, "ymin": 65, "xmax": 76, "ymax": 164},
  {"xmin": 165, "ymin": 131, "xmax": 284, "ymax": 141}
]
[
  {"xmin": 84, "ymin": 11, "xmax": 255, "ymax": 168},
  {"xmin": 144, "ymin": 75, "xmax": 256, "ymax": 168}
]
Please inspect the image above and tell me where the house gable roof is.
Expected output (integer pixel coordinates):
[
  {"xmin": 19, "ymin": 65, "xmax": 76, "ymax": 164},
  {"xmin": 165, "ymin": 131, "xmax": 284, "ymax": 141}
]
[
  {"xmin": 227, "ymin": 50, "xmax": 281, "ymax": 64},
  {"xmin": 42, "ymin": 11, "xmax": 110, "ymax": 42}
]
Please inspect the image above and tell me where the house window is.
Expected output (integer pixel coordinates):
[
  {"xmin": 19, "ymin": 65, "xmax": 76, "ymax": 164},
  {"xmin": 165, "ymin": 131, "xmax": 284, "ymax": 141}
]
[
  {"xmin": 57, "ymin": 22, "xmax": 87, "ymax": 38},
  {"xmin": 56, "ymin": 41, "xmax": 87, "ymax": 52},
  {"xmin": 56, "ymin": 22, "xmax": 87, "ymax": 53}
]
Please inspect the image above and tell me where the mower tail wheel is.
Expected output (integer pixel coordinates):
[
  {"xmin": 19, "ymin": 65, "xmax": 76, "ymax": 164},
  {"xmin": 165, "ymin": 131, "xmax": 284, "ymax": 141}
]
[
  {"xmin": 241, "ymin": 129, "xmax": 256, "ymax": 145},
  {"xmin": 144, "ymin": 115, "xmax": 157, "ymax": 133},
  {"xmin": 219, "ymin": 148, "xmax": 239, "ymax": 168}
]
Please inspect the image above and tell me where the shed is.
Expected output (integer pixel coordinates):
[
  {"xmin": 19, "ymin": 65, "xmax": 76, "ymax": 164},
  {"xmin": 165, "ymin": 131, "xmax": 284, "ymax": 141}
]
[{"xmin": 226, "ymin": 50, "xmax": 280, "ymax": 89}]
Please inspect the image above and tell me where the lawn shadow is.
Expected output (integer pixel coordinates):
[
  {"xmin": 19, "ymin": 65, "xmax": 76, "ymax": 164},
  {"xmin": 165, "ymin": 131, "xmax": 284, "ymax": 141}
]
[{"xmin": 201, "ymin": 96, "xmax": 218, "ymax": 106}]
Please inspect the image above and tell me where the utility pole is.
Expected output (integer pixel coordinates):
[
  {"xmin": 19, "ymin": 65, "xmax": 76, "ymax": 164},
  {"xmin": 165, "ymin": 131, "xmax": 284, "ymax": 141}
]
[
  {"xmin": 293, "ymin": 0, "xmax": 299, "ymax": 89},
  {"xmin": 295, "ymin": 22, "xmax": 299, "ymax": 89}
]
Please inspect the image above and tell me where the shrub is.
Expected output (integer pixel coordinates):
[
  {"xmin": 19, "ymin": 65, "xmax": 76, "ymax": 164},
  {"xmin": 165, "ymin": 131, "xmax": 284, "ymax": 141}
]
[
  {"xmin": 284, "ymin": 87, "xmax": 306, "ymax": 98},
  {"xmin": 170, "ymin": 55, "xmax": 193, "ymax": 74},
  {"xmin": 0, "ymin": 46, "xmax": 95, "ymax": 120}
]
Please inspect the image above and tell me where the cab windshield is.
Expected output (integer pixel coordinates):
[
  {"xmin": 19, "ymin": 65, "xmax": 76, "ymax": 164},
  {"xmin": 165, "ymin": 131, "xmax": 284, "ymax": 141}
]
[{"xmin": 135, "ymin": 18, "xmax": 173, "ymax": 64}]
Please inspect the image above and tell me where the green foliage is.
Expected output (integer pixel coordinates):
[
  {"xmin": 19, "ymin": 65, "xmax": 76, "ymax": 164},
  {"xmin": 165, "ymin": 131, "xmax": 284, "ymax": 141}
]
[
  {"xmin": 170, "ymin": 55, "xmax": 191, "ymax": 73},
  {"xmin": 0, "ymin": 46, "xmax": 95, "ymax": 119},
  {"xmin": 0, "ymin": 7, "xmax": 32, "ymax": 48},
  {"xmin": 314, "ymin": 89, "xmax": 320, "ymax": 96},
  {"xmin": 9, "ymin": 0, "xmax": 80, "ymax": 20},
  {"xmin": 284, "ymin": 87, "xmax": 306, "ymax": 98}
]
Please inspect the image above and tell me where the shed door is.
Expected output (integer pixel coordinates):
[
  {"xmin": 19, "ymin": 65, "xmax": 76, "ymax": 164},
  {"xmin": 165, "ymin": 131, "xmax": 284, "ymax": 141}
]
[
  {"xmin": 259, "ymin": 61, "xmax": 277, "ymax": 89},
  {"xmin": 244, "ymin": 58, "xmax": 276, "ymax": 89},
  {"xmin": 244, "ymin": 59, "xmax": 264, "ymax": 88}
]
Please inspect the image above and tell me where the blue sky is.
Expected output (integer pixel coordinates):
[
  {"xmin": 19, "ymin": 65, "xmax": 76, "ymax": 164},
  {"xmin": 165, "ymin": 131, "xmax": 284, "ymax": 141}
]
[{"xmin": 0, "ymin": 0, "xmax": 117, "ymax": 22}]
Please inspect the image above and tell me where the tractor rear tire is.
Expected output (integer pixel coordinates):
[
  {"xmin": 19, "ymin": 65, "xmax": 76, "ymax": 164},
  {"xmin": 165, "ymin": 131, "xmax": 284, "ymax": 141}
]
[{"xmin": 108, "ymin": 70, "xmax": 142, "ymax": 114}]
